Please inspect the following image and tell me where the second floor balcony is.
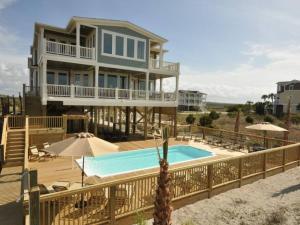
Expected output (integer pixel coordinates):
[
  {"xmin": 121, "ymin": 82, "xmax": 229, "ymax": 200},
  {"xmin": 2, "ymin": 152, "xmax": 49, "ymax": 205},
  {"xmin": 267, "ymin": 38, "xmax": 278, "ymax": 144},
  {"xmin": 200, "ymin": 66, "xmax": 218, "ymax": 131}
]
[{"xmin": 44, "ymin": 39, "xmax": 96, "ymax": 60}]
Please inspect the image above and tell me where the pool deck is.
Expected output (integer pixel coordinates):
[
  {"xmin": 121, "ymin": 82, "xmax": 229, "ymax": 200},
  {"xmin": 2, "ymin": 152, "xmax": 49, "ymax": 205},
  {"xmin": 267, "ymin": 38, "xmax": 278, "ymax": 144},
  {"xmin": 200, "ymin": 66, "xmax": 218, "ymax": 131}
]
[{"xmin": 29, "ymin": 138, "xmax": 245, "ymax": 187}]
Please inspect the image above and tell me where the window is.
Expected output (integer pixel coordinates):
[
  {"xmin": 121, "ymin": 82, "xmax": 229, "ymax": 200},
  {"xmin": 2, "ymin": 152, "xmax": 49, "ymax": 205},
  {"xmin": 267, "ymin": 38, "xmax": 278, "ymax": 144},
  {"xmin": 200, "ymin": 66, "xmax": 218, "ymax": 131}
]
[
  {"xmin": 83, "ymin": 74, "xmax": 89, "ymax": 86},
  {"xmin": 127, "ymin": 38, "xmax": 135, "ymax": 58},
  {"xmin": 137, "ymin": 41, "xmax": 145, "ymax": 59},
  {"xmin": 58, "ymin": 73, "xmax": 68, "ymax": 85},
  {"xmin": 98, "ymin": 74, "xmax": 105, "ymax": 87},
  {"xmin": 47, "ymin": 72, "xmax": 55, "ymax": 84},
  {"xmin": 101, "ymin": 30, "xmax": 146, "ymax": 61},
  {"xmin": 119, "ymin": 76, "xmax": 128, "ymax": 89},
  {"xmin": 103, "ymin": 33, "xmax": 113, "ymax": 54},
  {"xmin": 289, "ymin": 85, "xmax": 294, "ymax": 90},
  {"xmin": 115, "ymin": 36, "xmax": 124, "ymax": 56},
  {"xmin": 107, "ymin": 75, "xmax": 117, "ymax": 88},
  {"xmin": 139, "ymin": 80, "xmax": 145, "ymax": 90},
  {"xmin": 74, "ymin": 74, "xmax": 81, "ymax": 85}
]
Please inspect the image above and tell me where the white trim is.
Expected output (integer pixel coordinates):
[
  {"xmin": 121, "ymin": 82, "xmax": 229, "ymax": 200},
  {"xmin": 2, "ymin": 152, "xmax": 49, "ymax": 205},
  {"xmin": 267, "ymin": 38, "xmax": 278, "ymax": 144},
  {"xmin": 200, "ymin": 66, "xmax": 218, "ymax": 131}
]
[{"xmin": 101, "ymin": 29, "xmax": 146, "ymax": 62}]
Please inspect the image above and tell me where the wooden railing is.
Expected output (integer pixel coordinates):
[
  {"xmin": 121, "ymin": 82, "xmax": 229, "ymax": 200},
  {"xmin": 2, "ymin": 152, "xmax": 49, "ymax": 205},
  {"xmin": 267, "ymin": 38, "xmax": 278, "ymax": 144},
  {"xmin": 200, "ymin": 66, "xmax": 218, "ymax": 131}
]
[
  {"xmin": 7, "ymin": 115, "xmax": 26, "ymax": 129},
  {"xmin": 98, "ymin": 88, "xmax": 116, "ymax": 99},
  {"xmin": 186, "ymin": 125, "xmax": 294, "ymax": 149},
  {"xmin": 150, "ymin": 59, "xmax": 180, "ymax": 73},
  {"xmin": 47, "ymin": 84, "xmax": 71, "ymax": 97},
  {"xmin": 24, "ymin": 116, "xmax": 29, "ymax": 169},
  {"xmin": 80, "ymin": 46, "xmax": 95, "ymax": 59},
  {"xmin": 1, "ymin": 116, "xmax": 8, "ymax": 161},
  {"xmin": 28, "ymin": 116, "xmax": 64, "ymax": 129},
  {"xmin": 75, "ymin": 86, "xmax": 95, "ymax": 98},
  {"xmin": 23, "ymin": 143, "xmax": 300, "ymax": 225}
]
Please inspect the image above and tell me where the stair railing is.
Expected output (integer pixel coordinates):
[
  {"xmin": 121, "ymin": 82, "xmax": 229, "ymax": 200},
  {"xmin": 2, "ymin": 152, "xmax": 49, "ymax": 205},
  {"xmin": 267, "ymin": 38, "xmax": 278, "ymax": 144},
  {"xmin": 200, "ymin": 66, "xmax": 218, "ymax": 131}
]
[
  {"xmin": 24, "ymin": 115, "xmax": 29, "ymax": 169},
  {"xmin": 1, "ymin": 116, "xmax": 8, "ymax": 163}
]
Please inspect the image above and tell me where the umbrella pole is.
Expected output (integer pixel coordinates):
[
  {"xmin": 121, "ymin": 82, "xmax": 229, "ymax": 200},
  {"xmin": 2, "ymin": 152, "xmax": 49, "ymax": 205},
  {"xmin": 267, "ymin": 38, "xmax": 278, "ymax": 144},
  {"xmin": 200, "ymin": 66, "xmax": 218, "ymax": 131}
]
[{"xmin": 82, "ymin": 156, "xmax": 85, "ymax": 187}]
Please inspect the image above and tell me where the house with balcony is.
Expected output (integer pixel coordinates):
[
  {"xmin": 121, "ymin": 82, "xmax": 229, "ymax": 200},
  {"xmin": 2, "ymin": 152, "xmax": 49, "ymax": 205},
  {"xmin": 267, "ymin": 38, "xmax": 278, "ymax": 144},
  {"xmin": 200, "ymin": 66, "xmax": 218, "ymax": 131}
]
[
  {"xmin": 26, "ymin": 17, "xmax": 180, "ymax": 138},
  {"xmin": 178, "ymin": 90, "xmax": 207, "ymax": 112},
  {"xmin": 274, "ymin": 80, "xmax": 300, "ymax": 115}
]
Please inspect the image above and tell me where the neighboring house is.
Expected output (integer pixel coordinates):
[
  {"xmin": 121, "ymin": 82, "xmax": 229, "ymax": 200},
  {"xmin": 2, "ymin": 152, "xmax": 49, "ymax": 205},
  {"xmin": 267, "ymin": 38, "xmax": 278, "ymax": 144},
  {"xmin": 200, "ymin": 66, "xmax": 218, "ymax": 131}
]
[
  {"xmin": 25, "ymin": 17, "xmax": 180, "ymax": 137},
  {"xmin": 274, "ymin": 80, "xmax": 300, "ymax": 115},
  {"xmin": 178, "ymin": 90, "xmax": 207, "ymax": 111}
]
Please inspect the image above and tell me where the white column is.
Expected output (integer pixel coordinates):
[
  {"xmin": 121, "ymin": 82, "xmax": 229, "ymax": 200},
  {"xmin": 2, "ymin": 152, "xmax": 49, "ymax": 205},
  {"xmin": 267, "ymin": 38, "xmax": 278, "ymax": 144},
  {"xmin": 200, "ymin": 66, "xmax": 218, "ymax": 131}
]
[
  {"xmin": 76, "ymin": 23, "xmax": 80, "ymax": 58},
  {"xmin": 42, "ymin": 59, "xmax": 47, "ymax": 102},
  {"xmin": 175, "ymin": 74, "xmax": 179, "ymax": 98},
  {"xmin": 159, "ymin": 44, "xmax": 163, "ymax": 68},
  {"xmin": 160, "ymin": 78, "xmax": 163, "ymax": 92},
  {"xmin": 94, "ymin": 66, "xmax": 99, "ymax": 98},
  {"xmin": 145, "ymin": 72, "xmax": 149, "ymax": 100}
]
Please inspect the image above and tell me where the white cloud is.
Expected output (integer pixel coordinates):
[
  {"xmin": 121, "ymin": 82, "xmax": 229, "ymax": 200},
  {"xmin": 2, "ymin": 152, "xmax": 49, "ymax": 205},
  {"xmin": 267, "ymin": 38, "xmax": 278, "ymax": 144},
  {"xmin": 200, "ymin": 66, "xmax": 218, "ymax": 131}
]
[
  {"xmin": 178, "ymin": 43, "xmax": 300, "ymax": 103},
  {"xmin": 0, "ymin": 0, "xmax": 16, "ymax": 10},
  {"xmin": 0, "ymin": 25, "xmax": 28, "ymax": 96}
]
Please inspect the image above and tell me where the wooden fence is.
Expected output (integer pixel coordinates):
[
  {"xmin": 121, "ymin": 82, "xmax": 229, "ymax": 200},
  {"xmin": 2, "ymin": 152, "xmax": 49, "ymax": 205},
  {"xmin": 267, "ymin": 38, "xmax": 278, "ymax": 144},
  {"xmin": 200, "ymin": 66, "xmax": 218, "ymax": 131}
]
[
  {"xmin": 177, "ymin": 125, "xmax": 294, "ymax": 149},
  {"xmin": 24, "ymin": 143, "xmax": 300, "ymax": 225}
]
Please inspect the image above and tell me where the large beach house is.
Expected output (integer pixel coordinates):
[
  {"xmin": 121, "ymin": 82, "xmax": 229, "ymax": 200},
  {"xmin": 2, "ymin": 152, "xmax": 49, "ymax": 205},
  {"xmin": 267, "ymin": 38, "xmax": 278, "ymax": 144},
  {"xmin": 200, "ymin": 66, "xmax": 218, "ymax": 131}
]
[
  {"xmin": 26, "ymin": 17, "xmax": 180, "ymax": 138},
  {"xmin": 178, "ymin": 90, "xmax": 207, "ymax": 111},
  {"xmin": 274, "ymin": 80, "xmax": 300, "ymax": 115}
]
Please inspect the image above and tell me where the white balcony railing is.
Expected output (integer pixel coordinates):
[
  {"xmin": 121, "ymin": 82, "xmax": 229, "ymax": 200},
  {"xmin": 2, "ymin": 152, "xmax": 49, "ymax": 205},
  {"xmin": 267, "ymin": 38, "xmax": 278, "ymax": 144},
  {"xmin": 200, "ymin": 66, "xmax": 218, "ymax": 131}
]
[
  {"xmin": 44, "ymin": 85, "xmax": 177, "ymax": 103},
  {"xmin": 44, "ymin": 39, "xmax": 95, "ymax": 60},
  {"xmin": 150, "ymin": 59, "xmax": 179, "ymax": 73}
]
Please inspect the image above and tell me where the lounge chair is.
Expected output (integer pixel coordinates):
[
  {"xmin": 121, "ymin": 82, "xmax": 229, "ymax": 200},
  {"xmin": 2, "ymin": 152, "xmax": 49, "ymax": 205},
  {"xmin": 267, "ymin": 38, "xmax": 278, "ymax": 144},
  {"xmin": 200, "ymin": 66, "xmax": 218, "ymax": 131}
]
[
  {"xmin": 29, "ymin": 146, "xmax": 46, "ymax": 161},
  {"xmin": 43, "ymin": 142, "xmax": 56, "ymax": 158}
]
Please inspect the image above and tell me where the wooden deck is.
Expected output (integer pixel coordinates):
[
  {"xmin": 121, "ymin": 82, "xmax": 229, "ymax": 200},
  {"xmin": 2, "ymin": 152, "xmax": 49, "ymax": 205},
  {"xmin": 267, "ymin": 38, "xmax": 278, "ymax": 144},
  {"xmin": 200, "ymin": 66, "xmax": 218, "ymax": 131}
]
[
  {"xmin": 0, "ymin": 166, "xmax": 23, "ymax": 225},
  {"xmin": 29, "ymin": 138, "xmax": 236, "ymax": 187}
]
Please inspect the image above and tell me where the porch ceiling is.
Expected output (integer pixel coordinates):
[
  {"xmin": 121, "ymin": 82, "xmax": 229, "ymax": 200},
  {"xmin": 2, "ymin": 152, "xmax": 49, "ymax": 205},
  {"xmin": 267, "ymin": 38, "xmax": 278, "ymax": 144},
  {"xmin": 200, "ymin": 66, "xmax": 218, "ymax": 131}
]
[{"xmin": 47, "ymin": 60, "xmax": 94, "ymax": 71}]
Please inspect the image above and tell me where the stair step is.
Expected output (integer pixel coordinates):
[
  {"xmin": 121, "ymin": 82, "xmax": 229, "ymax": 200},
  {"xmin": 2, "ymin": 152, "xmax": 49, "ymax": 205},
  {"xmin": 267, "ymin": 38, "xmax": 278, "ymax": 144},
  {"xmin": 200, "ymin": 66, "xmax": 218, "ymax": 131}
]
[
  {"xmin": 7, "ymin": 152, "xmax": 25, "ymax": 158},
  {"xmin": 4, "ymin": 161, "xmax": 23, "ymax": 167},
  {"xmin": 6, "ymin": 150, "xmax": 24, "ymax": 155},
  {"xmin": 6, "ymin": 157, "xmax": 24, "ymax": 162},
  {"xmin": 6, "ymin": 144, "xmax": 25, "ymax": 148}
]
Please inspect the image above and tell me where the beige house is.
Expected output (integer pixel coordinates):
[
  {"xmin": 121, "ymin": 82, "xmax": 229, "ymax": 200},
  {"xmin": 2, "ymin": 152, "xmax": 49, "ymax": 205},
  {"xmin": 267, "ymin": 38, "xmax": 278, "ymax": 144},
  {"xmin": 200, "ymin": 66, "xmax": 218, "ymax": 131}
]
[{"xmin": 274, "ymin": 80, "xmax": 300, "ymax": 115}]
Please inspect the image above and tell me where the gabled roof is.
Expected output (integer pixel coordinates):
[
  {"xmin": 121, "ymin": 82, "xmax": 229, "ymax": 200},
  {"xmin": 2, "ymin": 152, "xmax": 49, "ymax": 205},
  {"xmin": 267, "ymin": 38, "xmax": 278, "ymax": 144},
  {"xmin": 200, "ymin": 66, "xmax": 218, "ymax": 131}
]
[
  {"xmin": 35, "ymin": 16, "xmax": 167, "ymax": 43},
  {"xmin": 277, "ymin": 80, "xmax": 300, "ymax": 85}
]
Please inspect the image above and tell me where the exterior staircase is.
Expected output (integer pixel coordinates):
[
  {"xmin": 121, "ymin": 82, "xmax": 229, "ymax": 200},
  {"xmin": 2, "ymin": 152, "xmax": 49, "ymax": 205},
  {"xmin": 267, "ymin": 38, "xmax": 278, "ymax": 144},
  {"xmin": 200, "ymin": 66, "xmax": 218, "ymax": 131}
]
[
  {"xmin": 25, "ymin": 95, "xmax": 43, "ymax": 116},
  {"xmin": 4, "ymin": 130, "xmax": 25, "ymax": 167}
]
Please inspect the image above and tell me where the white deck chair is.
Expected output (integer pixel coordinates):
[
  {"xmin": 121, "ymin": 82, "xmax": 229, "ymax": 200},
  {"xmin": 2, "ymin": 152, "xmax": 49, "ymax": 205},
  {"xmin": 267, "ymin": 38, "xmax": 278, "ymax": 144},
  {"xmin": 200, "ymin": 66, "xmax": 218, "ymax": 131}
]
[{"xmin": 29, "ymin": 146, "xmax": 46, "ymax": 161}]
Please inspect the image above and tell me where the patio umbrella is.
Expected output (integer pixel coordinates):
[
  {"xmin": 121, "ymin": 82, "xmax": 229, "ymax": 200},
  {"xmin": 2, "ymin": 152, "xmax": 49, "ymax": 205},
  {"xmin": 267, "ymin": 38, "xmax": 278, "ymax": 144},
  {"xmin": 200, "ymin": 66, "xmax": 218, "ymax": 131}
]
[
  {"xmin": 44, "ymin": 132, "xmax": 119, "ymax": 186},
  {"xmin": 245, "ymin": 122, "xmax": 287, "ymax": 147}
]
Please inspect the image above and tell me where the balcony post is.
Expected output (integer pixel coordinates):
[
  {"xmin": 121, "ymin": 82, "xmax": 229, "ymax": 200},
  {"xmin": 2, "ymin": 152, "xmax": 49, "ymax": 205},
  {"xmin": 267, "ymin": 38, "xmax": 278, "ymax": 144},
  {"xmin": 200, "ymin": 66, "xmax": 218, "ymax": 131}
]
[
  {"xmin": 115, "ymin": 88, "xmax": 118, "ymax": 100},
  {"xmin": 94, "ymin": 66, "xmax": 99, "ymax": 99},
  {"xmin": 76, "ymin": 23, "xmax": 80, "ymax": 58},
  {"xmin": 159, "ymin": 43, "xmax": 163, "ymax": 68},
  {"xmin": 161, "ymin": 91, "xmax": 165, "ymax": 102},
  {"xmin": 42, "ymin": 59, "xmax": 47, "ymax": 101},
  {"xmin": 175, "ymin": 74, "xmax": 179, "ymax": 101},
  {"xmin": 146, "ymin": 72, "xmax": 149, "ymax": 100},
  {"xmin": 129, "ymin": 89, "xmax": 132, "ymax": 100},
  {"xmin": 70, "ymin": 84, "xmax": 75, "ymax": 98}
]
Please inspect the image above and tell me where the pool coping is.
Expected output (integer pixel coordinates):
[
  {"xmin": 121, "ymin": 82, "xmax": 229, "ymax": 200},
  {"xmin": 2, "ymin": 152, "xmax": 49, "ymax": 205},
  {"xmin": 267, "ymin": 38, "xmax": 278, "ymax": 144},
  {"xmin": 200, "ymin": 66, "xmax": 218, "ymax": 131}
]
[{"xmin": 75, "ymin": 144, "xmax": 216, "ymax": 178}]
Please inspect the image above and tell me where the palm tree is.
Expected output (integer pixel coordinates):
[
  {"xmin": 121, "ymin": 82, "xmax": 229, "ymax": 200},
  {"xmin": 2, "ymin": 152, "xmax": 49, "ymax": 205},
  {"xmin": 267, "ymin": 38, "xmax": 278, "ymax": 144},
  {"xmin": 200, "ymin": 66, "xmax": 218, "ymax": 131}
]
[
  {"xmin": 268, "ymin": 93, "xmax": 275, "ymax": 104},
  {"xmin": 153, "ymin": 126, "xmax": 172, "ymax": 225},
  {"xmin": 261, "ymin": 94, "xmax": 268, "ymax": 102}
]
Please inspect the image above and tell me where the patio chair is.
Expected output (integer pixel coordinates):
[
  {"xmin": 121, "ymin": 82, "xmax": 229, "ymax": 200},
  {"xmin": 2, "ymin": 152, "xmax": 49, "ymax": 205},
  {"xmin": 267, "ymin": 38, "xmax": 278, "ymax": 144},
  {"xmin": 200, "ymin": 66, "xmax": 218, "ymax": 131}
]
[
  {"xmin": 29, "ymin": 146, "xmax": 46, "ymax": 161},
  {"xmin": 42, "ymin": 142, "xmax": 56, "ymax": 158}
]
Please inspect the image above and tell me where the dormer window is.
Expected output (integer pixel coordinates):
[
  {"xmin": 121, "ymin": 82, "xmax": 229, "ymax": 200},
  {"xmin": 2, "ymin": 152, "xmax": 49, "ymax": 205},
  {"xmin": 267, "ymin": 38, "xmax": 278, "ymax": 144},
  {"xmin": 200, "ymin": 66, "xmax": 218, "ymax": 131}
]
[{"xmin": 101, "ymin": 29, "xmax": 146, "ymax": 61}]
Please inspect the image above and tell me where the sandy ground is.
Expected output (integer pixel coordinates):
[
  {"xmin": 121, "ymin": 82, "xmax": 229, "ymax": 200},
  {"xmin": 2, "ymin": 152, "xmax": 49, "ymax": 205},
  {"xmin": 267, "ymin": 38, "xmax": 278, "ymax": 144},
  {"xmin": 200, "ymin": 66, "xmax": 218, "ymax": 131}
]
[{"xmin": 145, "ymin": 167, "xmax": 300, "ymax": 225}]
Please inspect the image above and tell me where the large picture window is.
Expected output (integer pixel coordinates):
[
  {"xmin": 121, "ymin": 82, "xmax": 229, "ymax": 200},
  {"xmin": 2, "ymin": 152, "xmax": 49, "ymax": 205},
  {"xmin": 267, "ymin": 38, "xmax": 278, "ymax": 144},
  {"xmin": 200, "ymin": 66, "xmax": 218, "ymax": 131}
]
[
  {"xmin": 58, "ymin": 73, "xmax": 68, "ymax": 85},
  {"xmin": 98, "ymin": 74, "xmax": 105, "ymax": 87},
  {"xmin": 47, "ymin": 72, "xmax": 55, "ymax": 84},
  {"xmin": 103, "ymin": 33, "xmax": 113, "ymax": 54},
  {"xmin": 101, "ymin": 29, "xmax": 146, "ymax": 61},
  {"xmin": 107, "ymin": 75, "xmax": 117, "ymax": 88},
  {"xmin": 115, "ymin": 36, "xmax": 124, "ymax": 56}
]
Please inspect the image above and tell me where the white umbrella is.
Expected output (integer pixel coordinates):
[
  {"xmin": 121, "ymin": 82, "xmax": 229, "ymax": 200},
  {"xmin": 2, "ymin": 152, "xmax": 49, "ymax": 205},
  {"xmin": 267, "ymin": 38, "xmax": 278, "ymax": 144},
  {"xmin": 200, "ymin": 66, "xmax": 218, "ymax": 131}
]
[
  {"xmin": 245, "ymin": 122, "xmax": 287, "ymax": 147},
  {"xmin": 45, "ymin": 132, "xmax": 119, "ymax": 186}
]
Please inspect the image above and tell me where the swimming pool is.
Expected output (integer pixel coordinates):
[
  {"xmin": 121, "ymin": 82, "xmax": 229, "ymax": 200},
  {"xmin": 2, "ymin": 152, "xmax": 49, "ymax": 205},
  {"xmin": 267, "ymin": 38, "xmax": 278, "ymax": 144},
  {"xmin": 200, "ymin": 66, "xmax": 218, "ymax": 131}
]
[{"xmin": 76, "ymin": 145, "xmax": 214, "ymax": 177}]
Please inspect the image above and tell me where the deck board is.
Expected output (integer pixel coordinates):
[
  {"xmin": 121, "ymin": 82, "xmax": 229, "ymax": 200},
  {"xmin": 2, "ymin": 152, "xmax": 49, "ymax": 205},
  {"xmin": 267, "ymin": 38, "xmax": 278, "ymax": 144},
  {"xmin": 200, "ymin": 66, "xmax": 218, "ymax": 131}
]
[{"xmin": 0, "ymin": 166, "xmax": 23, "ymax": 225}]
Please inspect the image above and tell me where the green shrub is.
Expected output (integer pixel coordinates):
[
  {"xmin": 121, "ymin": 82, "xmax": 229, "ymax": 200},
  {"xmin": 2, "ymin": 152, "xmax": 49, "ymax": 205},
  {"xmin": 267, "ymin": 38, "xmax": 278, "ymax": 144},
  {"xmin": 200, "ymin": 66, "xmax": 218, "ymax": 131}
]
[
  {"xmin": 209, "ymin": 110, "xmax": 220, "ymax": 120},
  {"xmin": 134, "ymin": 211, "xmax": 146, "ymax": 225},
  {"xmin": 245, "ymin": 116, "xmax": 254, "ymax": 124},
  {"xmin": 227, "ymin": 112, "xmax": 236, "ymax": 118},
  {"xmin": 226, "ymin": 105, "xmax": 239, "ymax": 112},
  {"xmin": 181, "ymin": 220, "xmax": 196, "ymax": 225},
  {"xmin": 291, "ymin": 115, "xmax": 300, "ymax": 125},
  {"xmin": 199, "ymin": 115, "xmax": 213, "ymax": 127},
  {"xmin": 185, "ymin": 114, "xmax": 196, "ymax": 125},
  {"xmin": 264, "ymin": 115, "xmax": 274, "ymax": 123}
]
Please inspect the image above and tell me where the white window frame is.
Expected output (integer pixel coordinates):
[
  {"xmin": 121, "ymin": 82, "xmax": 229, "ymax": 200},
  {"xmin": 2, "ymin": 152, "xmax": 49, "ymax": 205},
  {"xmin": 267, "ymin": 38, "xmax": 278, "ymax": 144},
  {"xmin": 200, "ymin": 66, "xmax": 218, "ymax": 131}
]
[{"xmin": 101, "ymin": 29, "xmax": 146, "ymax": 62}]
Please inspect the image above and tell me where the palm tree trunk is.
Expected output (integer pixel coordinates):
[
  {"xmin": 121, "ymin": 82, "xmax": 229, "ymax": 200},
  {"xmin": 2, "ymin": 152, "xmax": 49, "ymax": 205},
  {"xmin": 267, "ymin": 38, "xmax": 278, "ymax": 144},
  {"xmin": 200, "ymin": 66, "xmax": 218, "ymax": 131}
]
[{"xmin": 153, "ymin": 126, "xmax": 172, "ymax": 225}]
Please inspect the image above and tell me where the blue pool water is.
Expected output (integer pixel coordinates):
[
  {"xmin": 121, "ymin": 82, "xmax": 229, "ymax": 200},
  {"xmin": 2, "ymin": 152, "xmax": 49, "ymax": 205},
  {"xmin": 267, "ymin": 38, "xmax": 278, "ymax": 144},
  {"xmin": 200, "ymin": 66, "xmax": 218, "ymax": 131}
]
[{"xmin": 76, "ymin": 145, "xmax": 214, "ymax": 177}]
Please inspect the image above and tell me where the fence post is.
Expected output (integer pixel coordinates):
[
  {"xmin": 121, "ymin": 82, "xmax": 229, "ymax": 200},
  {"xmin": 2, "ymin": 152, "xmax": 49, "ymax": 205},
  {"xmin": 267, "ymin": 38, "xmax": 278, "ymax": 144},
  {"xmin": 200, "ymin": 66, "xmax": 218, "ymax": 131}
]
[
  {"xmin": 29, "ymin": 186, "xmax": 40, "ymax": 225},
  {"xmin": 282, "ymin": 149, "xmax": 286, "ymax": 172},
  {"xmin": 238, "ymin": 158, "xmax": 243, "ymax": 188},
  {"xmin": 207, "ymin": 164, "xmax": 213, "ymax": 198},
  {"xmin": 62, "ymin": 114, "xmax": 67, "ymax": 138},
  {"xmin": 0, "ymin": 145, "xmax": 3, "ymax": 172},
  {"xmin": 298, "ymin": 145, "xmax": 300, "ymax": 167},
  {"xmin": 109, "ymin": 185, "xmax": 116, "ymax": 225},
  {"xmin": 263, "ymin": 152, "xmax": 267, "ymax": 179},
  {"xmin": 29, "ymin": 168, "xmax": 38, "ymax": 189}
]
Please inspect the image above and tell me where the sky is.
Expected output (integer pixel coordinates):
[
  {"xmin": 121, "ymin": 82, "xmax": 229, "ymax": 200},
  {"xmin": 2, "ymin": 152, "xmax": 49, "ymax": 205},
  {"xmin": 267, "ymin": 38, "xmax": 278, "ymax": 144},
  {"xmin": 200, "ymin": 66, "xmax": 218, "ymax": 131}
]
[{"xmin": 0, "ymin": 0, "xmax": 300, "ymax": 103}]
